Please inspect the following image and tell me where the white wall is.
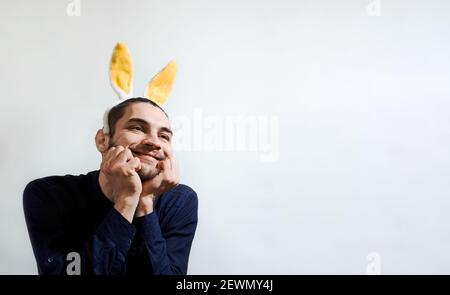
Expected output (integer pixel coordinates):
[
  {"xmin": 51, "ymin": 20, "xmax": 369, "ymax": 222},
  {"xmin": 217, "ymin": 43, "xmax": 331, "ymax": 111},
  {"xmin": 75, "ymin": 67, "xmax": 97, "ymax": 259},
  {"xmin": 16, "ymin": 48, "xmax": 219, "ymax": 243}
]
[{"xmin": 1, "ymin": 0, "xmax": 450, "ymax": 274}]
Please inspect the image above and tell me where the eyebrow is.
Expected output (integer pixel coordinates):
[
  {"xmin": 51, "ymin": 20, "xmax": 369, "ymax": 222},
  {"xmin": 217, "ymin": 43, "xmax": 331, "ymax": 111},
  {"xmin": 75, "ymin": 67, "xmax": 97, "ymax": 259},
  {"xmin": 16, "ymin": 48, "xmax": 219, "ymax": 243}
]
[{"xmin": 127, "ymin": 118, "xmax": 173, "ymax": 135}]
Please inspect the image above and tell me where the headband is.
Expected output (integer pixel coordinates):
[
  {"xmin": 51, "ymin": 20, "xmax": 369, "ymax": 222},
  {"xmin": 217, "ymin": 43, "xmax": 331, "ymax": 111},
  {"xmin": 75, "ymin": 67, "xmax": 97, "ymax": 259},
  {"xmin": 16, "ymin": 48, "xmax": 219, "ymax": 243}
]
[{"xmin": 102, "ymin": 42, "xmax": 177, "ymax": 134}]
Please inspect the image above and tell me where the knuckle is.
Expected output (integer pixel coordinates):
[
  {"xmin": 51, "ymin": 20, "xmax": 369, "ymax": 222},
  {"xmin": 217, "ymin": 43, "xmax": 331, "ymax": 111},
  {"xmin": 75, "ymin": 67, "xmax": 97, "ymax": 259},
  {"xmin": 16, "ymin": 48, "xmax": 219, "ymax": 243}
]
[{"xmin": 120, "ymin": 166, "xmax": 128, "ymax": 175}]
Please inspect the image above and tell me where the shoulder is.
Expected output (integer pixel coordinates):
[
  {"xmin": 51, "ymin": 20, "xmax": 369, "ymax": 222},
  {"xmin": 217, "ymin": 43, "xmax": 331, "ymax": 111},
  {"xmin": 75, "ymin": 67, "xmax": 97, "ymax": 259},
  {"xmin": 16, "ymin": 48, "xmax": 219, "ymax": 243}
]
[
  {"xmin": 169, "ymin": 184, "xmax": 197, "ymax": 199},
  {"xmin": 23, "ymin": 172, "xmax": 94, "ymax": 207},
  {"xmin": 24, "ymin": 173, "xmax": 85, "ymax": 194},
  {"xmin": 24, "ymin": 174, "xmax": 75, "ymax": 192},
  {"xmin": 157, "ymin": 184, "xmax": 198, "ymax": 226},
  {"xmin": 158, "ymin": 184, "xmax": 198, "ymax": 212},
  {"xmin": 167, "ymin": 184, "xmax": 197, "ymax": 202}
]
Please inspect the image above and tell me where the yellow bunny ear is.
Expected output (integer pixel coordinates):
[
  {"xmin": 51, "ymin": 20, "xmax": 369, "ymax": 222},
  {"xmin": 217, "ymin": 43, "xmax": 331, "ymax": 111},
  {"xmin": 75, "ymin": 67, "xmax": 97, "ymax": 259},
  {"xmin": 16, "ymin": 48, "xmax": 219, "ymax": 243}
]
[
  {"xmin": 110, "ymin": 42, "xmax": 134, "ymax": 99},
  {"xmin": 144, "ymin": 60, "xmax": 177, "ymax": 105}
]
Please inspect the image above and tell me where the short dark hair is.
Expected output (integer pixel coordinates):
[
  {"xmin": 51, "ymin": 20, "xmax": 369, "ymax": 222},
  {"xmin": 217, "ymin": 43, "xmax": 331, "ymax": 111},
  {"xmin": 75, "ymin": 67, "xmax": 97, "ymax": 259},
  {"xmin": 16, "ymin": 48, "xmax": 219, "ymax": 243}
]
[{"xmin": 107, "ymin": 97, "xmax": 169, "ymax": 137}]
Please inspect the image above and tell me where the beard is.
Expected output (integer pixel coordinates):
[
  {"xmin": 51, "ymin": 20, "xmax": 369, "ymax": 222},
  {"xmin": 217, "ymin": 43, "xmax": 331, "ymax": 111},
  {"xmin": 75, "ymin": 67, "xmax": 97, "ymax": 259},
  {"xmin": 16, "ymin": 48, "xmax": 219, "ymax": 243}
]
[
  {"xmin": 108, "ymin": 140, "xmax": 162, "ymax": 181},
  {"xmin": 136, "ymin": 159, "xmax": 160, "ymax": 181}
]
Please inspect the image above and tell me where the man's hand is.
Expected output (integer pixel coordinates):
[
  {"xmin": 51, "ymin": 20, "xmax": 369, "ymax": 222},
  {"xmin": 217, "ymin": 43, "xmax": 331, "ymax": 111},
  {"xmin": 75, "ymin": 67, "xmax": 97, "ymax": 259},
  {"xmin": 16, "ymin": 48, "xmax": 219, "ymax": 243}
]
[
  {"xmin": 135, "ymin": 151, "xmax": 179, "ymax": 217},
  {"xmin": 100, "ymin": 146, "xmax": 142, "ymax": 222}
]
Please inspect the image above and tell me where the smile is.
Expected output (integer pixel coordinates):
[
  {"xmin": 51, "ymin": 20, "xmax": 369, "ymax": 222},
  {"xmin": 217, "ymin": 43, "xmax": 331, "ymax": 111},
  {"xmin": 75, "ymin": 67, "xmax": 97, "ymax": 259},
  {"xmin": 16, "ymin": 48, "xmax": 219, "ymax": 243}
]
[{"xmin": 131, "ymin": 151, "xmax": 160, "ymax": 163}]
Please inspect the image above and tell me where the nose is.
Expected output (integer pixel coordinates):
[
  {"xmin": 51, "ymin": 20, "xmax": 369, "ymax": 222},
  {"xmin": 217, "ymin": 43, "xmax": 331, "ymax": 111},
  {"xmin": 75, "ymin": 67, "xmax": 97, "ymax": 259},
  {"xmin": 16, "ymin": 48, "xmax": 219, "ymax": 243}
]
[{"xmin": 141, "ymin": 136, "xmax": 161, "ymax": 151}]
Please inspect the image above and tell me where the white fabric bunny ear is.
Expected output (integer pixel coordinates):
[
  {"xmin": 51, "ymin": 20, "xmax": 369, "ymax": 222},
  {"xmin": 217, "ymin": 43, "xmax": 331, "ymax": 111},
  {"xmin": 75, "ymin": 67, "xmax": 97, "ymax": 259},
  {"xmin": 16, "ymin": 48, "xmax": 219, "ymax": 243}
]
[{"xmin": 102, "ymin": 42, "xmax": 177, "ymax": 134}]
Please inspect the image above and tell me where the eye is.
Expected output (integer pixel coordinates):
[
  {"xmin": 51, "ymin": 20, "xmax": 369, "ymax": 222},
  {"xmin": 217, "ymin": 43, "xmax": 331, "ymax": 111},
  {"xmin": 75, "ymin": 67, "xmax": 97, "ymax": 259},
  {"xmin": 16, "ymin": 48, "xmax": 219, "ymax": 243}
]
[
  {"xmin": 160, "ymin": 133, "xmax": 171, "ymax": 141},
  {"xmin": 129, "ymin": 125, "xmax": 143, "ymax": 132}
]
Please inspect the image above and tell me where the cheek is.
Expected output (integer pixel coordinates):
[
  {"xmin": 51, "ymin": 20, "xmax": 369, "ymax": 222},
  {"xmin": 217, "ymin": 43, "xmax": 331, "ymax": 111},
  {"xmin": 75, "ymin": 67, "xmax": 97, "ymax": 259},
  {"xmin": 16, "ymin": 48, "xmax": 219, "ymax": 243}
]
[{"xmin": 113, "ymin": 132, "xmax": 143, "ymax": 147}]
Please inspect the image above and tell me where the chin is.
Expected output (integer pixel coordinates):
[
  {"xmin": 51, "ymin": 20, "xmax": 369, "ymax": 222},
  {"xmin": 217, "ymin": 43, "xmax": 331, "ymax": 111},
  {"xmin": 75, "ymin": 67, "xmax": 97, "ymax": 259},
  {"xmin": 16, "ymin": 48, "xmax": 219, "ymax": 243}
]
[{"xmin": 137, "ymin": 165, "xmax": 159, "ymax": 181}]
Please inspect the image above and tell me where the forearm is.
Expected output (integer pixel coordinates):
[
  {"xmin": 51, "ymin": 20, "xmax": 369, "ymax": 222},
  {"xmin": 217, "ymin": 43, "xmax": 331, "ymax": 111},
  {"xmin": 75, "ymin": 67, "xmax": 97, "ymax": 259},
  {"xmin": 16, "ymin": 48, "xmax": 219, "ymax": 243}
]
[
  {"xmin": 32, "ymin": 207, "xmax": 137, "ymax": 275},
  {"xmin": 83, "ymin": 207, "xmax": 137, "ymax": 274},
  {"xmin": 134, "ymin": 212, "xmax": 176, "ymax": 274},
  {"xmin": 134, "ymin": 210, "xmax": 196, "ymax": 275}
]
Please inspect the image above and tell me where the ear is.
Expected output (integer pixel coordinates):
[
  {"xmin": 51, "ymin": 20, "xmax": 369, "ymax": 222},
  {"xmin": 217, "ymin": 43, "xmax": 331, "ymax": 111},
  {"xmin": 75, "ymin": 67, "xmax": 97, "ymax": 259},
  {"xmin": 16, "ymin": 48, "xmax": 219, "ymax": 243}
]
[
  {"xmin": 110, "ymin": 42, "xmax": 134, "ymax": 100},
  {"xmin": 95, "ymin": 129, "xmax": 110, "ymax": 154},
  {"xmin": 144, "ymin": 60, "xmax": 177, "ymax": 105}
]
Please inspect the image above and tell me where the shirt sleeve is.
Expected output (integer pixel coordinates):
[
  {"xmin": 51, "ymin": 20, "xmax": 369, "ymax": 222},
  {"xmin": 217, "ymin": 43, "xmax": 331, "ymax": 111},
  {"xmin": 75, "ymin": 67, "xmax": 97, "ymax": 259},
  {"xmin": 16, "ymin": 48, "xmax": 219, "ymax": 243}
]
[
  {"xmin": 23, "ymin": 180, "xmax": 136, "ymax": 275},
  {"xmin": 133, "ymin": 190, "xmax": 198, "ymax": 275}
]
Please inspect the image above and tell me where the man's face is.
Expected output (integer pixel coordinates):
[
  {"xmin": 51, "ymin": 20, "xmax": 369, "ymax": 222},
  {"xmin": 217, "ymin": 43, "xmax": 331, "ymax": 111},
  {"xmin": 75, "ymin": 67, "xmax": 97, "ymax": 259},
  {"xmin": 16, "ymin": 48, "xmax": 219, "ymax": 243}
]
[{"xmin": 108, "ymin": 102, "xmax": 173, "ymax": 181}]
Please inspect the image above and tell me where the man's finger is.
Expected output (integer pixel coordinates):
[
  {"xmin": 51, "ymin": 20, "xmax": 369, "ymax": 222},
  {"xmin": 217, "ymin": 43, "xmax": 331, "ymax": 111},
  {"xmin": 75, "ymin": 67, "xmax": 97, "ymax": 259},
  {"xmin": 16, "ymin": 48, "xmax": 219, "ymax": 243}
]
[
  {"xmin": 116, "ymin": 148, "xmax": 133, "ymax": 164},
  {"xmin": 166, "ymin": 156, "xmax": 173, "ymax": 171},
  {"xmin": 168, "ymin": 157, "xmax": 179, "ymax": 185},
  {"xmin": 172, "ymin": 157, "xmax": 180, "ymax": 182},
  {"xmin": 163, "ymin": 147, "xmax": 174, "ymax": 161},
  {"xmin": 127, "ymin": 157, "xmax": 142, "ymax": 172},
  {"xmin": 112, "ymin": 145, "xmax": 125, "ymax": 157},
  {"xmin": 104, "ymin": 146, "xmax": 115, "ymax": 160},
  {"xmin": 102, "ymin": 147, "xmax": 118, "ymax": 170},
  {"xmin": 157, "ymin": 159, "xmax": 168, "ymax": 172},
  {"xmin": 104, "ymin": 146, "xmax": 124, "ymax": 164},
  {"xmin": 161, "ymin": 158, "xmax": 176, "ymax": 183}
]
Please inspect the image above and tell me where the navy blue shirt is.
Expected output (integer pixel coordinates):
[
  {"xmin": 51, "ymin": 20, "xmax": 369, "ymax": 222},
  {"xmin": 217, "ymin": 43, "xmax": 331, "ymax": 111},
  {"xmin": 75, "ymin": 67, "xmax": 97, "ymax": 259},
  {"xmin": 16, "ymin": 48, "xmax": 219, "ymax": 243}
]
[{"xmin": 23, "ymin": 170, "xmax": 198, "ymax": 275}]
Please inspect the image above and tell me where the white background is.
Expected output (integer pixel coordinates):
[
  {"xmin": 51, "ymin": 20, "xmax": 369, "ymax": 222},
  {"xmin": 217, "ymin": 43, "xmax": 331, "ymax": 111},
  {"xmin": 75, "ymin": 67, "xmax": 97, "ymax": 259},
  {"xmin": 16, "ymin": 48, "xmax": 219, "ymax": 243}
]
[{"xmin": 1, "ymin": 0, "xmax": 449, "ymax": 274}]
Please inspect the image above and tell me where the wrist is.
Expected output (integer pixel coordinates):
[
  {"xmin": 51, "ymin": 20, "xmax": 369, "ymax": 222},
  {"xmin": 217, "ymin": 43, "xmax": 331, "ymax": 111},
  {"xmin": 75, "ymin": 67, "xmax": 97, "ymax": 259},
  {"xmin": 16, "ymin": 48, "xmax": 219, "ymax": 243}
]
[
  {"xmin": 134, "ymin": 197, "xmax": 154, "ymax": 217},
  {"xmin": 114, "ymin": 197, "xmax": 139, "ymax": 223}
]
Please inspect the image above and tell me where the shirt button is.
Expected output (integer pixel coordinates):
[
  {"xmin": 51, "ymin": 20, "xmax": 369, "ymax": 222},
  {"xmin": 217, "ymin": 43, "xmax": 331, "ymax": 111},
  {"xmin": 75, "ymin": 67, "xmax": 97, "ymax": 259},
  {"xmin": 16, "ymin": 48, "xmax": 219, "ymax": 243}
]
[{"xmin": 47, "ymin": 257, "xmax": 54, "ymax": 263}]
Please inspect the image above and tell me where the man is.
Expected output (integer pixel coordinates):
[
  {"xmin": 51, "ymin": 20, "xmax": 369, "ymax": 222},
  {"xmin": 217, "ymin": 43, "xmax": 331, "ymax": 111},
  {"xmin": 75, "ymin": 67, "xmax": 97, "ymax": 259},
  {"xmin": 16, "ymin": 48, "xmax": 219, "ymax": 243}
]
[{"xmin": 23, "ymin": 97, "xmax": 198, "ymax": 275}]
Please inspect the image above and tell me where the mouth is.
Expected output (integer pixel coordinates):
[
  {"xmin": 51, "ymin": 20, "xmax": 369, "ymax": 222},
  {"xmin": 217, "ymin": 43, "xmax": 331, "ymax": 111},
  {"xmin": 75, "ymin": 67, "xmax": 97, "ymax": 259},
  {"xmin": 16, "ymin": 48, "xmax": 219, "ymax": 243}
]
[{"xmin": 131, "ymin": 150, "xmax": 162, "ymax": 163}]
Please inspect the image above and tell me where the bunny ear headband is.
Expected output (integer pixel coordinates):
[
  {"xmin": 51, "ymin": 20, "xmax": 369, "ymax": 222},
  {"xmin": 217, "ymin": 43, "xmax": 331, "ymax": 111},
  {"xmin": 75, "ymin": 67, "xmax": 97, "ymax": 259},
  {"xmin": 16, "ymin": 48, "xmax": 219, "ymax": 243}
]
[{"xmin": 102, "ymin": 42, "xmax": 177, "ymax": 134}]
